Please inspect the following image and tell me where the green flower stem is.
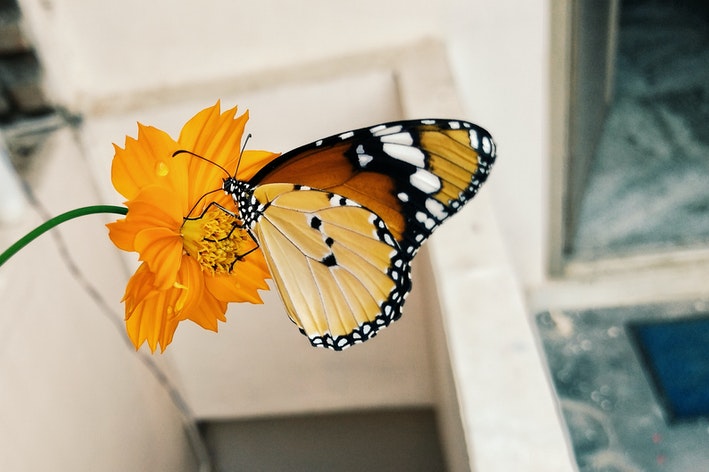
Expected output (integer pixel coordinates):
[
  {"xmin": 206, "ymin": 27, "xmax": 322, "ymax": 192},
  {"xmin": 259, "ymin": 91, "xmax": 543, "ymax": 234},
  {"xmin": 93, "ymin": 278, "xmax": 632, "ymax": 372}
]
[{"xmin": 0, "ymin": 205, "xmax": 127, "ymax": 267}]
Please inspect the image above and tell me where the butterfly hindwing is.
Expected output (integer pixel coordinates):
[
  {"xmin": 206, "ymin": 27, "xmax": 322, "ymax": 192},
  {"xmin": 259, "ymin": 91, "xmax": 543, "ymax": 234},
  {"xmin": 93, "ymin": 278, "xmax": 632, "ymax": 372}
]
[
  {"xmin": 250, "ymin": 183, "xmax": 411, "ymax": 350},
  {"xmin": 251, "ymin": 119, "xmax": 496, "ymax": 259}
]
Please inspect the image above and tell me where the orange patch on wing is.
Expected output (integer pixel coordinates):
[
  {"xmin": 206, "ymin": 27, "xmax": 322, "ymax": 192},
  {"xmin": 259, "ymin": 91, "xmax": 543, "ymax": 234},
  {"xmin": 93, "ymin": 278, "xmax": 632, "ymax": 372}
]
[
  {"xmin": 258, "ymin": 143, "xmax": 357, "ymax": 189},
  {"xmin": 420, "ymin": 129, "xmax": 481, "ymax": 205},
  {"xmin": 257, "ymin": 143, "xmax": 406, "ymax": 243}
]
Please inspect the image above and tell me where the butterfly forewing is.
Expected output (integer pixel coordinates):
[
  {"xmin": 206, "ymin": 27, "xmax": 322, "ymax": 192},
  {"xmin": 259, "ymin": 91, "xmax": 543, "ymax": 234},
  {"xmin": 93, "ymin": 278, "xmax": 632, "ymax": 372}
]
[
  {"xmin": 251, "ymin": 119, "xmax": 496, "ymax": 259},
  {"xmin": 250, "ymin": 183, "xmax": 411, "ymax": 350}
]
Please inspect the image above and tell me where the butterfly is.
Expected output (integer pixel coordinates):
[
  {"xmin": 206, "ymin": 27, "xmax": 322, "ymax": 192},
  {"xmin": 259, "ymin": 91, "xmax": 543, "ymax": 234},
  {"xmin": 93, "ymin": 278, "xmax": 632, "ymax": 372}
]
[{"xmin": 212, "ymin": 119, "xmax": 495, "ymax": 350}]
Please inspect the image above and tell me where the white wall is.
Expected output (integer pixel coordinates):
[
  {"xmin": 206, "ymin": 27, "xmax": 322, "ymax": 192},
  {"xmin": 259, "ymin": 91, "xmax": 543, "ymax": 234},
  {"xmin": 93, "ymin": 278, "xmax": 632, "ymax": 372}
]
[
  {"xmin": 19, "ymin": 0, "xmax": 441, "ymax": 106},
  {"xmin": 446, "ymin": 1, "xmax": 550, "ymax": 288}
]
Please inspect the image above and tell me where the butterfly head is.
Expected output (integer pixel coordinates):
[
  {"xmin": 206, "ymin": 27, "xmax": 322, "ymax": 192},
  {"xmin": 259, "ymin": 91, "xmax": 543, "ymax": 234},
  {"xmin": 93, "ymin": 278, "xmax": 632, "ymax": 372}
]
[{"xmin": 222, "ymin": 176, "xmax": 240, "ymax": 195}]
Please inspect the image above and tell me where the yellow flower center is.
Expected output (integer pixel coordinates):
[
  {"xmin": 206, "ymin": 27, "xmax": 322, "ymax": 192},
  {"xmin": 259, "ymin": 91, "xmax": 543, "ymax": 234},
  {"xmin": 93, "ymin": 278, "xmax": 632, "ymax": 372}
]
[{"xmin": 181, "ymin": 207, "xmax": 252, "ymax": 275}]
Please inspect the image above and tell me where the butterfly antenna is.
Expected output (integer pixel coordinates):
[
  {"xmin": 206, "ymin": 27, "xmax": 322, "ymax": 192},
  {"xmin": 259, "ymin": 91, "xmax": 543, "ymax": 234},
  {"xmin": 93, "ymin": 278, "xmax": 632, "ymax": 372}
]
[
  {"xmin": 172, "ymin": 150, "xmax": 232, "ymax": 177},
  {"xmin": 233, "ymin": 133, "xmax": 252, "ymax": 177}
]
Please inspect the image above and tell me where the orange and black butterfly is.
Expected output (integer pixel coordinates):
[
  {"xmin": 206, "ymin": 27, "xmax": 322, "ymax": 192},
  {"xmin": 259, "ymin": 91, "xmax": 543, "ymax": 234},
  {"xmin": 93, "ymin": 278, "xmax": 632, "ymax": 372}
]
[{"xmin": 223, "ymin": 119, "xmax": 495, "ymax": 350}]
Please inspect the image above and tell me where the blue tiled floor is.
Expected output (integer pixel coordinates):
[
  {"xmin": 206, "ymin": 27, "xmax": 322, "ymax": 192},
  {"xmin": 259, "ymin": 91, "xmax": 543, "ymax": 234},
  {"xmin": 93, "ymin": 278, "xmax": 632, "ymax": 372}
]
[
  {"xmin": 629, "ymin": 316, "xmax": 709, "ymax": 422},
  {"xmin": 536, "ymin": 302, "xmax": 709, "ymax": 472}
]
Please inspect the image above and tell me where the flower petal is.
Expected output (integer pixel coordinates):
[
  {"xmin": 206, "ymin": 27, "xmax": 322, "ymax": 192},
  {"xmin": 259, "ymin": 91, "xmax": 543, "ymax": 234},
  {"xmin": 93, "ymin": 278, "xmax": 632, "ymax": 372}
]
[
  {"xmin": 205, "ymin": 253, "xmax": 271, "ymax": 304},
  {"xmin": 123, "ymin": 262, "xmax": 159, "ymax": 313},
  {"xmin": 174, "ymin": 256, "xmax": 227, "ymax": 332},
  {"xmin": 112, "ymin": 125, "xmax": 179, "ymax": 200},
  {"xmin": 186, "ymin": 292, "xmax": 226, "ymax": 332},
  {"xmin": 180, "ymin": 102, "xmax": 247, "ymax": 168},
  {"xmin": 128, "ymin": 186, "xmax": 184, "ymax": 228},
  {"xmin": 124, "ymin": 270, "xmax": 182, "ymax": 353},
  {"xmin": 234, "ymin": 149, "xmax": 281, "ymax": 181},
  {"xmin": 134, "ymin": 227, "xmax": 183, "ymax": 289},
  {"xmin": 126, "ymin": 293, "xmax": 181, "ymax": 353},
  {"xmin": 206, "ymin": 275, "xmax": 264, "ymax": 304},
  {"xmin": 108, "ymin": 188, "xmax": 182, "ymax": 256},
  {"xmin": 107, "ymin": 218, "xmax": 137, "ymax": 252},
  {"xmin": 178, "ymin": 102, "xmax": 251, "ymax": 209}
]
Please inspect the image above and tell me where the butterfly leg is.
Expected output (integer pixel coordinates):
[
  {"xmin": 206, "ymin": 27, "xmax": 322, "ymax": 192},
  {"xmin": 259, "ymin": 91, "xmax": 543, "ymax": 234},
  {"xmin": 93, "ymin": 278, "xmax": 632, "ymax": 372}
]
[
  {"xmin": 200, "ymin": 206, "xmax": 261, "ymax": 267},
  {"xmin": 182, "ymin": 199, "xmax": 255, "ymax": 246},
  {"xmin": 227, "ymin": 228, "xmax": 263, "ymax": 271},
  {"xmin": 192, "ymin": 202, "xmax": 250, "ymax": 243},
  {"xmin": 186, "ymin": 201, "xmax": 261, "ymax": 270},
  {"xmin": 183, "ymin": 200, "xmax": 237, "ymax": 222}
]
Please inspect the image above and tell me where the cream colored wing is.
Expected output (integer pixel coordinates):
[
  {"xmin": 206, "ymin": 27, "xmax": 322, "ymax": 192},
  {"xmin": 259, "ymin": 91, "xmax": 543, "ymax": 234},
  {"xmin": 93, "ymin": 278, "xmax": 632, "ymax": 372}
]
[{"xmin": 251, "ymin": 183, "xmax": 411, "ymax": 350}]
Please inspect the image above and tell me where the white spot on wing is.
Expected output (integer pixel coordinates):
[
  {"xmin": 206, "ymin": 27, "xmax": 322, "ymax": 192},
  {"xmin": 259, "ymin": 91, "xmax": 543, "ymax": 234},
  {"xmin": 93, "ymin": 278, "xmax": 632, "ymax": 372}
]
[
  {"xmin": 469, "ymin": 130, "xmax": 479, "ymax": 149},
  {"xmin": 410, "ymin": 168, "xmax": 441, "ymax": 194},
  {"xmin": 482, "ymin": 136, "xmax": 492, "ymax": 154},
  {"xmin": 355, "ymin": 144, "xmax": 373, "ymax": 167},
  {"xmin": 448, "ymin": 121, "xmax": 461, "ymax": 129},
  {"xmin": 397, "ymin": 192, "xmax": 409, "ymax": 202},
  {"xmin": 358, "ymin": 153, "xmax": 373, "ymax": 167},
  {"xmin": 425, "ymin": 198, "xmax": 447, "ymax": 220},
  {"xmin": 339, "ymin": 131, "xmax": 355, "ymax": 140},
  {"xmin": 421, "ymin": 119, "xmax": 436, "ymax": 125},
  {"xmin": 315, "ymin": 139, "xmax": 323, "ymax": 146},
  {"xmin": 372, "ymin": 125, "xmax": 402, "ymax": 137},
  {"xmin": 380, "ymin": 132, "xmax": 413, "ymax": 146},
  {"xmin": 415, "ymin": 211, "xmax": 435, "ymax": 230},
  {"xmin": 383, "ymin": 143, "xmax": 425, "ymax": 167},
  {"xmin": 384, "ymin": 233, "xmax": 395, "ymax": 246}
]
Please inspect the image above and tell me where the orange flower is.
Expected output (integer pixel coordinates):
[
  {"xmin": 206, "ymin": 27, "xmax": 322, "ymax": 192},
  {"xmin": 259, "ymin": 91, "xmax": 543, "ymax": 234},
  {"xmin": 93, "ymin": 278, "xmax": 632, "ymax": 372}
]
[{"xmin": 107, "ymin": 102, "xmax": 277, "ymax": 352}]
